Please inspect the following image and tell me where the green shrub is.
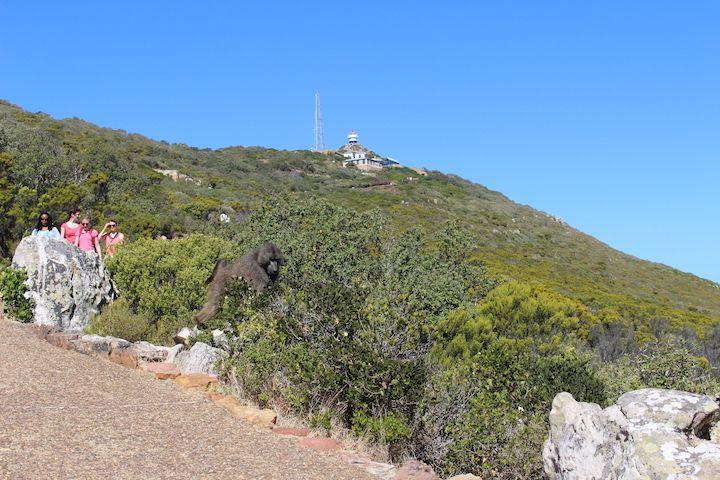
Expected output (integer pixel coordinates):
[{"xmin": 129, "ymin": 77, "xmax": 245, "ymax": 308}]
[
  {"xmin": 596, "ymin": 336, "xmax": 720, "ymax": 404},
  {"xmin": 423, "ymin": 283, "xmax": 607, "ymax": 478},
  {"xmin": 0, "ymin": 264, "xmax": 33, "ymax": 322},
  {"xmin": 216, "ymin": 197, "xmax": 493, "ymax": 460},
  {"xmin": 105, "ymin": 234, "xmax": 240, "ymax": 344},
  {"xmin": 85, "ymin": 299, "xmax": 152, "ymax": 342},
  {"xmin": 432, "ymin": 281, "xmax": 598, "ymax": 365}
]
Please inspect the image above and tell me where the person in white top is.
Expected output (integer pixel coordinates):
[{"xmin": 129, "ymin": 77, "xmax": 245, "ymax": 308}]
[{"xmin": 31, "ymin": 212, "xmax": 60, "ymax": 238}]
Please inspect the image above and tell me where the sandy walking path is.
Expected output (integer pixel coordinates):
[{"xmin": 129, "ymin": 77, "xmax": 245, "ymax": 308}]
[{"xmin": 0, "ymin": 320, "xmax": 372, "ymax": 480}]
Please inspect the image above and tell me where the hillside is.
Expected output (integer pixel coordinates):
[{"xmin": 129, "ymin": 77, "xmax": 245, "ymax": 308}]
[{"xmin": 1, "ymin": 98, "xmax": 718, "ymax": 330}]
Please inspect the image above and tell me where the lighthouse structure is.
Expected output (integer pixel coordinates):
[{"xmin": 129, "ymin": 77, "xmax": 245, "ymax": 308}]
[{"xmin": 336, "ymin": 130, "xmax": 399, "ymax": 170}]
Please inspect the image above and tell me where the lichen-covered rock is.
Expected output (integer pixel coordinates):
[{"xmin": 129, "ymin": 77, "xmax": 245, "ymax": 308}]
[
  {"xmin": 132, "ymin": 341, "xmax": 168, "ymax": 362},
  {"xmin": 173, "ymin": 326, "xmax": 199, "ymax": 346},
  {"xmin": 543, "ymin": 388, "xmax": 720, "ymax": 479},
  {"xmin": 12, "ymin": 236, "xmax": 116, "ymax": 331},
  {"xmin": 174, "ymin": 341, "xmax": 222, "ymax": 374},
  {"xmin": 212, "ymin": 329, "xmax": 230, "ymax": 351},
  {"xmin": 164, "ymin": 343, "xmax": 184, "ymax": 363}
]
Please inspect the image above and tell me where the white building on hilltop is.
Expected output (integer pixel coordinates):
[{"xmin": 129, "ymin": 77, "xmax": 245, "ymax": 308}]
[{"xmin": 337, "ymin": 131, "xmax": 399, "ymax": 170}]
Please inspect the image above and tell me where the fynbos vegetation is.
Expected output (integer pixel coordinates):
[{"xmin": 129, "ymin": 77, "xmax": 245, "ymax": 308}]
[{"xmin": 2, "ymin": 100, "xmax": 720, "ymax": 477}]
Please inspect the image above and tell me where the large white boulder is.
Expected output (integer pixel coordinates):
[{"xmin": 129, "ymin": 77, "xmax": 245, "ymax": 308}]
[
  {"xmin": 543, "ymin": 388, "xmax": 720, "ymax": 479},
  {"xmin": 12, "ymin": 236, "xmax": 117, "ymax": 331},
  {"xmin": 174, "ymin": 341, "xmax": 222, "ymax": 375}
]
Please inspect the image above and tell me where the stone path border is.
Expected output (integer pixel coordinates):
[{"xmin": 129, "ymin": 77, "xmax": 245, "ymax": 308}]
[
  {"xmin": 23, "ymin": 323, "xmax": 402, "ymax": 478},
  {"xmin": 22, "ymin": 322, "xmax": 480, "ymax": 480}
]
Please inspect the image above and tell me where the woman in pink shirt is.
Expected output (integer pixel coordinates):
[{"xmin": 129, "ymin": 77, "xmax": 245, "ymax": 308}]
[
  {"xmin": 75, "ymin": 217, "xmax": 102, "ymax": 260},
  {"xmin": 60, "ymin": 207, "xmax": 83, "ymax": 244}
]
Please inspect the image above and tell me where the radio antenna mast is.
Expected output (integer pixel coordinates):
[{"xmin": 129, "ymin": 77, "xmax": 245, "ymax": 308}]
[{"xmin": 313, "ymin": 91, "xmax": 325, "ymax": 151}]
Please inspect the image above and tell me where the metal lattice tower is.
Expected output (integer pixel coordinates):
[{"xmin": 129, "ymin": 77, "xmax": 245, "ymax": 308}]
[{"xmin": 313, "ymin": 91, "xmax": 325, "ymax": 151}]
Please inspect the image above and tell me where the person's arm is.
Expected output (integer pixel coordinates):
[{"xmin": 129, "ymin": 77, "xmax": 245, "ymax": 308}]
[
  {"xmin": 60, "ymin": 224, "xmax": 66, "ymax": 239},
  {"xmin": 98, "ymin": 223, "xmax": 110, "ymax": 240},
  {"xmin": 94, "ymin": 234, "xmax": 103, "ymax": 261},
  {"xmin": 74, "ymin": 230, "xmax": 80, "ymax": 247}
]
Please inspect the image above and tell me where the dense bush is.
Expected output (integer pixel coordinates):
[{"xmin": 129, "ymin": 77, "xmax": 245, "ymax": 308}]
[
  {"xmin": 424, "ymin": 283, "xmax": 606, "ymax": 478},
  {"xmin": 215, "ymin": 197, "xmax": 494, "ymax": 459},
  {"xmin": 86, "ymin": 298, "xmax": 152, "ymax": 342},
  {"xmin": 596, "ymin": 336, "xmax": 720, "ymax": 404},
  {"xmin": 0, "ymin": 264, "xmax": 33, "ymax": 322},
  {"xmin": 105, "ymin": 235, "xmax": 241, "ymax": 344}
]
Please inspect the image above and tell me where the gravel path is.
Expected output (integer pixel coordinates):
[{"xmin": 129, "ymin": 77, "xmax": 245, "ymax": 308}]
[{"xmin": 0, "ymin": 320, "xmax": 373, "ymax": 480}]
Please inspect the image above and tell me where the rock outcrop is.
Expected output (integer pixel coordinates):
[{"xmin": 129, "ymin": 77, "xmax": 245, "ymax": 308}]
[
  {"xmin": 543, "ymin": 388, "xmax": 720, "ymax": 479},
  {"xmin": 174, "ymin": 341, "xmax": 222, "ymax": 374},
  {"xmin": 12, "ymin": 236, "xmax": 116, "ymax": 331}
]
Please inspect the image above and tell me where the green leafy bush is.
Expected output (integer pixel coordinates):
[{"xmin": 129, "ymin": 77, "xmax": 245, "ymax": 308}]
[
  {"xmin": 0, "ymin": 264, "xmax": 33, "ymax": 322},
  {"xmin": 105, "ymin": 235, "xmax": 240, "ymax": 343},
  {"xmin": 216, "ymin": 197, "xmax": 493, "ymax": 459},
  {"xmin": 424, "ymin": 283, "xmax": 607, "ymax": 478},
  {"xmin": 596, "ymin": 336, "xmax": 720, "ymax": 404},
  {"xmin": 86, "ymin": 298, "xmax": 152, "ymax": 342}
]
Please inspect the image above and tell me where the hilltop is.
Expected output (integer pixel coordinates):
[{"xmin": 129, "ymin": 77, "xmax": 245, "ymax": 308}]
[{"xmin": 1, "ymin": 98, "xmax": 718, "ymax": 333}]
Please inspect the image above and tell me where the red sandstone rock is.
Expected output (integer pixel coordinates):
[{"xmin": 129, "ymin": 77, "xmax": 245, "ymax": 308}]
[
  {"xmin": 298, "ymin": 437, "xmax": 343, "ymax": 452},
  {"xmin": 140, "ymin": 362, "xmax": 181, "ymax": 380},
  {"xmin": 174, "ymin": 373, "xmax": 218, "ymax": 390},
  {"xmin": 109, "ymin": 347, "xmax": 139, "ymax": 369},
  {"xmin": 26, "ymin": 324, "xmax": 56, "ymax": 340},
  {"xmin": 46, "ymin": 332, "xmax": 79, "ymax": 350},
  {"xmin": 272, "ymin": 427, "xmax": 310, "ymax": 437},
  {"xmin": 209, "ymin": 394, "xmax": 277, "ymax": 428}
]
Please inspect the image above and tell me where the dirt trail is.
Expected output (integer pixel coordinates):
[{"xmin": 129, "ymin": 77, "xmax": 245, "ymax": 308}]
[{"xmin": 0, "ymin": 320, "xmax": 372, "ymax": 480}]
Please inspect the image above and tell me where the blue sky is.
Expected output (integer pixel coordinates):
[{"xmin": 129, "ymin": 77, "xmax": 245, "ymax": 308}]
[{"xmin": 1, "ymin": 1, "xmax": 719, "ymax": 282}]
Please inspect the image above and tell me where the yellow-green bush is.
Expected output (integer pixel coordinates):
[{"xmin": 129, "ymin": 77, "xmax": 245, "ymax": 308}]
[
  {"xmin": 86, "ymin": 299, "xmax": 152, "ymax": 342},
  {"xmin": 105, "ymin": 234, "xmax": 241, "ymax": 344}
]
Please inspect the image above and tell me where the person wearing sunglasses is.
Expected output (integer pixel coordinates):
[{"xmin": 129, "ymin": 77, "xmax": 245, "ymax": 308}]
[
  {"xmin": 74, "ymin": 217, "xmax": 102, "ymax": 260},
  {"xmin": 98, "ymin": 220, "xmax": 124, "ymax": 257},
  {"xmin": 31, "ymin": 212, "xmax": 61, "ymax": 238}
]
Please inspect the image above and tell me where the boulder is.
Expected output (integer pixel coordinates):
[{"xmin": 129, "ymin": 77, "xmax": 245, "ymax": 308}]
[
  {"xmin": 445, "ymin": 475, "xmax": 481, "ymax": 480},
  {"xmin": 212, "ymin": 329, "xmax": 230, "ymax": 350},
  {"xmin": 139, "ymin": 362, "xmax": 181, "ymax": 380},
  {"xmin": 174, "ymin": 341, "xmax": 222, "ymax": 374},
  {"xmin": 46, "ymin": 332, "xmax": 80, "ymax": 350},
  {"xmin": 543, "ymin": 388, "xmax": 720, "ymax": 479},
  {"xmin": 394, "ymin": 460, "xmax": 439, "ymax": 480},
  {"xmin": 132, "ymin": 341, "xmax": 168, "ymax": 362},
  {"xmin": 164, "ymin": 343, "xmax": 184, "ymax": 363},
  {"xmin": 338, "ymin": 452, "xmax": 396, "ymax": 479},
  {"xmin": 173, "ymin": 326, "xmax": 199, "ymax": 346},
  {"xmin": 210, "ymin": 394, "xmax": 277, "ymax": 429},
  {"xmin": 173, "ymin": 372, "xmax": 218, "ymax": 390},
  {"xmin": 109, "ymin": 346, "xmax": 139, "ymax": 369},
  {"xmin": 70, "ymin": 334, "xmax": 113, "ymax": 357},
  {"xmin": 12, "ymin": 236, "xmax": 116, "ymax": 331}
]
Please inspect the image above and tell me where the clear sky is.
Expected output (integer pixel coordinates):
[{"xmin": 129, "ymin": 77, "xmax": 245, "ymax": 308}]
[{"xmin": 1, "ymin": 1, "xmax": 719, "ymax": 282}]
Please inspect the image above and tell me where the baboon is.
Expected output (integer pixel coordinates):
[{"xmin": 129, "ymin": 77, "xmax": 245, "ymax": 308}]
[{"xmin": 195, "ymin": 242, "xmax": 284, "ymax": 326}]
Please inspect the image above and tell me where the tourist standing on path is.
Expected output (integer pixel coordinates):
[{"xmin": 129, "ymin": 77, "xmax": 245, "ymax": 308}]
[
  {"xmin": 31, "ymin": 212, "xmax": 60, "ymax": 238},
  {"xmin": 75, "ymin": 217, "xmax": 102, "ymax": 260},
  {"xmin": 60, "ymin": 207, "xmax": 82, "ymax": 244},
  {"xmin": 98, "ymin": 220, "xmax": 124, "ymax": 257}
]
